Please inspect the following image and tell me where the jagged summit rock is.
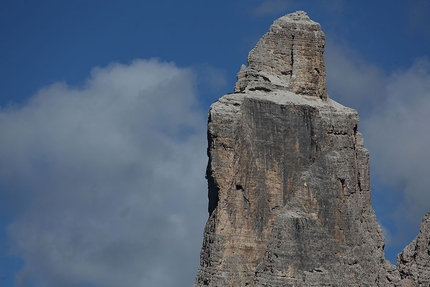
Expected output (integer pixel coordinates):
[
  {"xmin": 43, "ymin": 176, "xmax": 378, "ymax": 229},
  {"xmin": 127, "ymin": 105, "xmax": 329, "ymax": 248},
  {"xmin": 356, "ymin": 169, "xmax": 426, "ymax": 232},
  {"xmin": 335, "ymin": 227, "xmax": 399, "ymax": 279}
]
[
  {"xmin": 194, "ymin": 11, "xmax": 429, "ymax": 287},
  {"xmin": 235, "ymin": 11, "xmax": 327, "ymax": 100}
]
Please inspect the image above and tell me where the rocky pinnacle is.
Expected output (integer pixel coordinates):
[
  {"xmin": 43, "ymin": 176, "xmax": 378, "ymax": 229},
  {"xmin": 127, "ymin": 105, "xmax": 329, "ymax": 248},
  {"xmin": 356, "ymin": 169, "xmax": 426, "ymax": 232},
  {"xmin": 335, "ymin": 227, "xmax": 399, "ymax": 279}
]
[
  {"xmin": 234, "ymin": 11, "xmax": 327, "ymax": 100},
  {"xmin": 194, "ymin": 11, "xmax": 430, "ymax": 287}
]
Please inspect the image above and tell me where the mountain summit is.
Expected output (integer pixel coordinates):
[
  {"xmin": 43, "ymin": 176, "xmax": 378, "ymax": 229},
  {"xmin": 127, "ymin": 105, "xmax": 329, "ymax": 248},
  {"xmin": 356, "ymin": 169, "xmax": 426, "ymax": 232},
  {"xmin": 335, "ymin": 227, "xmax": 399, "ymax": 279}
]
[
  {"xmin": 235, "ymin": 11, "xmax": 326, "ymax": 99},
  {"xmin": 194, "ymin": 11, "xmax": 430, "ymax": 287}
]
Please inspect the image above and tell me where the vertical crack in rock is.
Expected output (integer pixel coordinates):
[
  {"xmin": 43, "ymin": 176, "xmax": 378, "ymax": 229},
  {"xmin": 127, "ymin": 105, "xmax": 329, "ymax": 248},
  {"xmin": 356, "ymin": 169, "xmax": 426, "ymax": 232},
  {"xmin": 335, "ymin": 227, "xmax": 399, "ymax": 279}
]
[
  {"xmin": 195, "ymin": 10, "xmax": 430, "ymax": 287},
  {"xmin": 288, "ymin": 34, "xmax": 295, "ymax": 78},
  {"xmin": 291, "ymin": 34, "xmax": 294, "ymax": 71},
  {"xmin": 206, "ymin": 162, "xmax": 219, "ymax": 215}
]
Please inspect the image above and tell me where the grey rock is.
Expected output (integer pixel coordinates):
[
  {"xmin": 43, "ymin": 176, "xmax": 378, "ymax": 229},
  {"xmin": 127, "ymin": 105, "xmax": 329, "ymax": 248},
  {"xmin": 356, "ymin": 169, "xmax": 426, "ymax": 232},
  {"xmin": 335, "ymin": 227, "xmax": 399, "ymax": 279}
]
[
  {"xmin": 397, "ymin": 212, "xmax": 430, "ymax": 286},
  {"xmin": 194, "ymin": 90, "xmax": 390, "ymax": 287},
  {"xmin": 194, "ymin": 10, "xmax": 430, "ymax": 287},
  {"xmin": 234, "ymin": 11, "xmax": 327, "ymax": 100}
]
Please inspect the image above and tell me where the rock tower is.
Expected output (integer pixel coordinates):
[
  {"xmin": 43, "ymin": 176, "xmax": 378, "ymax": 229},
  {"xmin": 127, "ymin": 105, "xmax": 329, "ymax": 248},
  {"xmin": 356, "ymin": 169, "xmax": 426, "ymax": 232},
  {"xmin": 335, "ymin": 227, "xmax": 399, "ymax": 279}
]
[{"xmin": 194, "ymin": 11, "xmax": 430, "ymax": 287}]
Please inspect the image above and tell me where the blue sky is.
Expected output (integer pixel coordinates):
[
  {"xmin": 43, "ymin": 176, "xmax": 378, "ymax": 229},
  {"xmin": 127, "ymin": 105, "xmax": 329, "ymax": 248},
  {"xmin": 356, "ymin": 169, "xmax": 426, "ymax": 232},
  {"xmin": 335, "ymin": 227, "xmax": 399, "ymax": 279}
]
[{"xmin": 0, "ymin": 0, "xmax": 429, "ymax": 286}]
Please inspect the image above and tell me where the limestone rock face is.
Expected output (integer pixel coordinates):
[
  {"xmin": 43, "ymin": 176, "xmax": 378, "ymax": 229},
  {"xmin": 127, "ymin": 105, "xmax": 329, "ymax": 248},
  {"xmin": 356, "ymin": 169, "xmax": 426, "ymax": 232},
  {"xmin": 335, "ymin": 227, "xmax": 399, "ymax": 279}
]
[
  {"xmin": 397, "ymin": 213, "xmax": 430, "ymax": 286},
  {"xmin": 234, "ymin": 11, "xmax": 327, "ymax": 100},
  {"xmin": 194, "ymin": 11, "xmax": 429, "ymax": 287}
]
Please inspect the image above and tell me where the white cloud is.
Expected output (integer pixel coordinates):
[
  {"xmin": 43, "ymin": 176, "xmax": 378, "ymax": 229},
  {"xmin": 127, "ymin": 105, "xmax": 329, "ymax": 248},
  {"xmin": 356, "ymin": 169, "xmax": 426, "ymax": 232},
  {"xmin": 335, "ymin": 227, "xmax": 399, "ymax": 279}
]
[
  {"xmin": 0, "ymin": 59, "xmax": 208, "ymax": 287},
  {"xmin": 326, "ymin": 42, "xmax": 430, "ymax": 253},
  {"xmin": 325, "ymin": 41, "xmax": 388, "ymax": 117},
  {"xmin": 363, "ymin": 58, "xmax": 430, "ymax": 223}
]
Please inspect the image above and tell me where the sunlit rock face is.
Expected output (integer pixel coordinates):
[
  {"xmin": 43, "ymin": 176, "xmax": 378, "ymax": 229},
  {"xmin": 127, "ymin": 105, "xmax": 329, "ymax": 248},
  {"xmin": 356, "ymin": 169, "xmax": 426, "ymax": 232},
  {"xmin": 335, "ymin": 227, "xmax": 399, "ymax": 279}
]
[
  {"xmin": 234, "ymin": 11, "xmax": 327, "ymax": 100},
  {"xmin": 194, "ymin": 11, "xmax": 429, "ymax": 287}
]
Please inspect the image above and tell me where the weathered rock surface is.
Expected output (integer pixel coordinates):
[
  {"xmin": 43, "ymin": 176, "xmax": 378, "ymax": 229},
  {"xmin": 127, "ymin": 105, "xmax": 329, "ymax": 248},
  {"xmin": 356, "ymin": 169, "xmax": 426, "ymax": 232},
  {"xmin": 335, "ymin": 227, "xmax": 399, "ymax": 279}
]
[
  {"xmin": 397, "ymin": 212, "xmax": 430, "ymax": 286},
  {"xmin": 195, "ymin": 11, "xmax": 430, "ymax": 287},
  {"xmin": 234, "ymin": 11, "xmax": 327, "ymax": 100}
]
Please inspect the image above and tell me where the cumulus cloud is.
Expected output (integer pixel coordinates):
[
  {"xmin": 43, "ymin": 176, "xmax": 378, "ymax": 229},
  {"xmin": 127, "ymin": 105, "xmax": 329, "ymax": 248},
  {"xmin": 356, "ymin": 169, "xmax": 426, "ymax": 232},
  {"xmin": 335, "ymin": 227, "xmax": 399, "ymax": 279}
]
[
  {"xmin": 326, "ymin": 42, "xmax": 430, "ymax": 257},
  {"xmin": 0, "ymin": 59, "xmax": 208, "ymax": 287},
  {"xmin": 363, "ymin": 58, "xmax": 430, "ymax": 223}
]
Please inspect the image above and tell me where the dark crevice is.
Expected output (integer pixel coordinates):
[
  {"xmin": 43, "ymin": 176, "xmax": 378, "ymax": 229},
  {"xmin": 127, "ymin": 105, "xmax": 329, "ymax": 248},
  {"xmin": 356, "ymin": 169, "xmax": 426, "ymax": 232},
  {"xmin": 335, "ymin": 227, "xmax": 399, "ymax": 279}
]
[
  {"xmin": 327, "ymin": 129, "xmax": 349, "ymax": 135},
  {"xmin": 259, "ymin": 75, "xmax": 271, "ymax": 82},
  {"xmin": 290, "ymin": 34, "xmax": 295, "ymax": 77},
  {"xmin": 357, "ymin": 170, "xmax": 362, "ymax": 191},
  {"xmin": 220, "ymin": 142, "xmax": 232, "ymax": 150},
  {"xmin": 249, "ymin": 87, "xmax": 272, "ymax": 92},
  {"xmin": 207, "ymin": 165, "xmax": 219, "ymax": 215},
  {"xmin": 338, "ymin": 178, "xmax": 346, "ymax": 194}
]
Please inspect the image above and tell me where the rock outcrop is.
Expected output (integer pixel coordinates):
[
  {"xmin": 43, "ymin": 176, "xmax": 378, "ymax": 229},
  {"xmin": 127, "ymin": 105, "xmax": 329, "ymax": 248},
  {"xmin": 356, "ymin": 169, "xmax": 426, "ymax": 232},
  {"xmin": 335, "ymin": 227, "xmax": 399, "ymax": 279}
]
[
  {"xmin": 234, "ymin": 11, "xmax": 326, "ymax": 100},
  {"xmin": 397, "ymin": 212, "xmax": 430, "ymax": 286},
  {"xmin": 194, "ymin": 11, "xmax": 430, "ymax": 287}
]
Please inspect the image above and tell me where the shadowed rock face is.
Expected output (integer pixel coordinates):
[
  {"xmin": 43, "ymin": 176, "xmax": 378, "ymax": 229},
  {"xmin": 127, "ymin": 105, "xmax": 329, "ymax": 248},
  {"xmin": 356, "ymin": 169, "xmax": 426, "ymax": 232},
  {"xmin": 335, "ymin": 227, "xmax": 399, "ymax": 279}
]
[{"xmin": 194, "ymin": 11, "xmax": 430, "ymax": 287}]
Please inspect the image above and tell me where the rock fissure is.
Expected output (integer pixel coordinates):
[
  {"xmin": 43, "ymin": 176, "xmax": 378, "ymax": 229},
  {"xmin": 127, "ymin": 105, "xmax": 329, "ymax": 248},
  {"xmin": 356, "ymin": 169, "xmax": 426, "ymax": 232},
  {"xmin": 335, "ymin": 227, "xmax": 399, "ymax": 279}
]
[{"xmin": 289, "ymin": 34, "xmax": 295, "ymax": 77}]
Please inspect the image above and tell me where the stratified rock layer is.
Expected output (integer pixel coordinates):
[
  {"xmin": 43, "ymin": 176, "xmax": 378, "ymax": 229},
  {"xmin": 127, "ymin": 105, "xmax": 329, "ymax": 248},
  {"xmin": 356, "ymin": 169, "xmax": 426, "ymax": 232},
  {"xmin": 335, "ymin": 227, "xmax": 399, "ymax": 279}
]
[{"xmin": 195, "ymin": 11, "xmax": 429, "ymax": 287}]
